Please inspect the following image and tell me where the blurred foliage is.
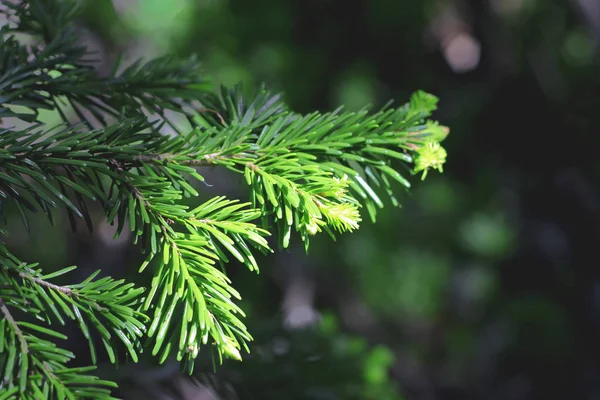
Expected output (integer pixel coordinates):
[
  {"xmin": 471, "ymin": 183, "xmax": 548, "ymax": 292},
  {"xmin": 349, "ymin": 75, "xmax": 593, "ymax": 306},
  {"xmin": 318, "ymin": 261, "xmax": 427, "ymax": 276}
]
[{"xmin": 206, "ymin": 314, "xmax": 404, "ymax": 400}]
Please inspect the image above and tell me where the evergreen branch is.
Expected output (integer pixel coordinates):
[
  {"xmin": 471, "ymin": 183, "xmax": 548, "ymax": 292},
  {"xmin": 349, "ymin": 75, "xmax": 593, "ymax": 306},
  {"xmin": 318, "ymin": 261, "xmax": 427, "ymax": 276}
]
[
  {"xmin": 183, "ymin": 87, "xmax": 449, "ymax": 244},
  {"xmin": 0, "ymin": 118, "xmax": 274, "ymax": 367},
  {"xmin": 0, "ymin": 261, "xmax": 123, "ymax": 398},
  {"xmin": 0, "ymin": 88, "xmax": 447, "ymax": 250},
  {"xmin": 0, "ymin": 102, "xmax": 447, "ymax": 369},
  {"xmin": 0, "ymin": 314, "xmax": 119, "ymax": 399},
  {"xmin": 0, "ymin": 24, "xmax": 210, "ymax": 128},
  {"xmin": 1, "ymin": 0, "xmax": 79, "ymax": 41},
  {"xmin": 136, "ymin": 195, "xmax": 271, "ymax": 371},
  {"xmin": 0, "ymin": 245, "xmax": 147, "ymax": 367},
  {"xmin": 17, "ymin": 126, "xmax": 274, "ymax": 370},
  {"xmin": 0, "ymin": 0, "xmax": 449, "ymax": 391},
  {"xmin": 0, "ymin": 121, "xmax": 199, "ymax": 230},
  {"xmin": 193, "ymin": 84, "xmax": 289, "ymax": 129}
]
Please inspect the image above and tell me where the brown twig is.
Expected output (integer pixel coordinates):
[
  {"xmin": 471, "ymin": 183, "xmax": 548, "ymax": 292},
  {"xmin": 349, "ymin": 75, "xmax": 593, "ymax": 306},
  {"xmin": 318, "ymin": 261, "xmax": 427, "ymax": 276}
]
[
  {"xmin": 18, "ymin": 271, "xmax": 72, "ymax": 295},
  {"xmin": 0, "ymin": 297, "xmax": 28, "ymax": 354},
  {"xmin": 134, "ymin": 152, "xmax": 234, "ymax": 167}
]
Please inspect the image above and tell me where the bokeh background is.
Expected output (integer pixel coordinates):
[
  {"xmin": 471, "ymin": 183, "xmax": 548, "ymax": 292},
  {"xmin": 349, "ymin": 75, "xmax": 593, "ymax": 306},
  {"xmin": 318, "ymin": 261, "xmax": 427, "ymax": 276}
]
[{"xmin": 7, "ymin": 0, "xmax": 600, "ymax": 399}]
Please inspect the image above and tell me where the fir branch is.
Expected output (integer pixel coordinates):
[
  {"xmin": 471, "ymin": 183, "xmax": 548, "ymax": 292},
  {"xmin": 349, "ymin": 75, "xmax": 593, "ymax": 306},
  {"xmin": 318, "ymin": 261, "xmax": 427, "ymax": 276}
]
[
  {"xmin": 0, "ymin": 264, "xmax": 122, "ymax": 399},
  {"xmin": 0, "ymin": 101, "xmax": 447, "ymax": 372},
  {"xmin": 0, "ymin": 21, "xmax": 210, "ymax": 128},
  {"xmin": 136, "ymin": 195, "xmax": 271, "ymax": 370},
  {"xmin": 183, "ymin": 89, "xmax": 449, "ymax": 242},
  {"xmin": 1, "ymin": 0, "xmax": 79, "ymax": 41},
  {"xmin": 0, "ymin": 121, "xmax": 268, "ymax": 372},
  {"xmin": 0, "ymin": 245, "xmax": 147, "ymax": 367},
  {"xmin": 0, "ymin": 320, "xmax": 119, "ymax": 399},
  {"xmin": 0, "ymin": 1, "xmax": 449, "ymax": 396}
]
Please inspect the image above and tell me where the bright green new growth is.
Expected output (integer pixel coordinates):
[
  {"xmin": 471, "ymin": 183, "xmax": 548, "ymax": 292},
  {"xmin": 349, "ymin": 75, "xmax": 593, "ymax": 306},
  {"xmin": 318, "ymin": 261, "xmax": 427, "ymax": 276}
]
[
  {"xmin": 414, "ymin": 140, "xmax": 448, "ymax": 180},
  {"xmin": 0, "ymin": 0, "xmax": 448, "ymax": 398}
]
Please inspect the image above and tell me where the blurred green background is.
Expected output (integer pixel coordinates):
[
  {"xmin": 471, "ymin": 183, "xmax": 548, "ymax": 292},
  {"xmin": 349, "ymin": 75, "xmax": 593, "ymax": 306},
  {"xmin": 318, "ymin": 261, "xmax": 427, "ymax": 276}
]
[{"xmin": 9, "ymin": 0, "xmax": 600, "ymax": 399}]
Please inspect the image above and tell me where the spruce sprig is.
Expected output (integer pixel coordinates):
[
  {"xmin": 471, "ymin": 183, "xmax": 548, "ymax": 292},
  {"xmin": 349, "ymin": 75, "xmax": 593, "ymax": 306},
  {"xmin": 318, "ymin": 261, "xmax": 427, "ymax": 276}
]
[{"xmin": 0, "ymin": 0, "xmax": 448, "ymax": 398}]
